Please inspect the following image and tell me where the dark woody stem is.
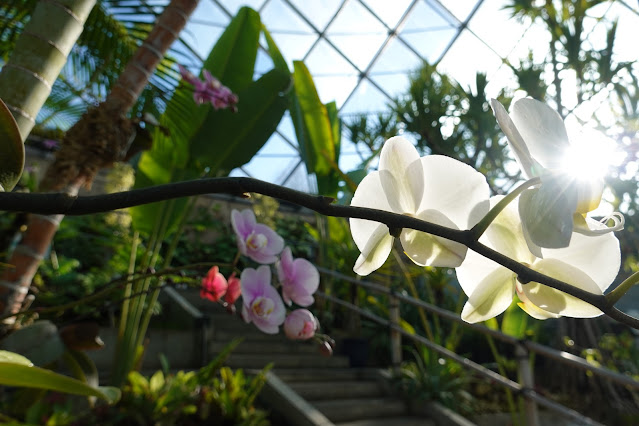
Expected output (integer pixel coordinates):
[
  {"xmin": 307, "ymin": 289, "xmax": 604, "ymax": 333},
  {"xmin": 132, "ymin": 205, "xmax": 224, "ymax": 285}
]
[{"xmin": 0, "ymin": 176, "xmax": 635, "ymax": 329}]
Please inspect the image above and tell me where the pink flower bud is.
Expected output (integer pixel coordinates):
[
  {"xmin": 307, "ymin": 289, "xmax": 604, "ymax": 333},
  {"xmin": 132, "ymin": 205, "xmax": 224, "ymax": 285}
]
[
  {"xmin": 284, "ymin": 309, "xmax": 318, "ymax": 340},
  {"xmin": 224, "ymin": 272, "xmax": 241, "ymax": 305},
  {"xmin": 200, "ymin": 266, "xmax": 228, "ymax": 302}
]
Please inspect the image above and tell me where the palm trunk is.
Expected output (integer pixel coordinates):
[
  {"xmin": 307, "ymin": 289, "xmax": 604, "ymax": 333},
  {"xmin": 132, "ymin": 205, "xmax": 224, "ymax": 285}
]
[
  {"xmin": 0, "ymin": 0, "xmax": 200, "ymax": 323},
  {"xmin": 0, "ymin": 0, "xmax": 97, "ymax": 140}
]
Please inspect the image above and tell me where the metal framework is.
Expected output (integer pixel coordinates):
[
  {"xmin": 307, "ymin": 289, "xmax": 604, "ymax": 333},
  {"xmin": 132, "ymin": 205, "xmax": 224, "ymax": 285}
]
[{"xmin": 177, "ymin": 0, "xmax": 639, "ymax": 192}]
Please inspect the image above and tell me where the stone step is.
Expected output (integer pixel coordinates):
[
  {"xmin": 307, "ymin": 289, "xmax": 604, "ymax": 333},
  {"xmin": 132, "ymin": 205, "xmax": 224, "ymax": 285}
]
[
  {"xmin": 289, "ymin": 380, "xmax": 384, "ymax": 400},
  {"xmin": 213, "ymin": 329, "xmax": 286, "ymax": 342},
  {"xmin": 337, "ymin": 417, "xmax": 435, "ymax": 426},
  {"xmin": 211, "ymin": 340, "xmax": 319, "ymax": 354},
  {"xmin": 313, "ymin": 397, "xmax": 406, "ymax": 423},
  {"xmin": 274, "ymin": 368, "xmax": 379, "ymax": 383},
  {"xmin": 225, "ymin": 353, "xmax": 350, "ymax": 369}
]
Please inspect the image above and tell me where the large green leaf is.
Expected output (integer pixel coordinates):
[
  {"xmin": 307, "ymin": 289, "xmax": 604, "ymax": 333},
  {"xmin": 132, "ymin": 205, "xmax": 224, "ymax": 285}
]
[
  {"xmin": 292, "ymin": 61, "xmax": 335, "ymax": 176},
  {"xmin": 262, "ymin": 26, "xmax": 289, "ymax": 73},
  {"xmin": 204, "ymin": 6, "xmax": 260, "ymax": 93},
  {"xmin": 0, "ymin": 353, "xmax": 120, "ymax": 403},
  {"xmin": 131, "ymin": 7, "xmax": 262, "ymax": 235},
  {"xmin": 0, "ymin": 97, "xmax": 24, "ymax": 191},
  {"xmin": 188, "ymin": 68, "xmax": 291, "ymax": 174}
]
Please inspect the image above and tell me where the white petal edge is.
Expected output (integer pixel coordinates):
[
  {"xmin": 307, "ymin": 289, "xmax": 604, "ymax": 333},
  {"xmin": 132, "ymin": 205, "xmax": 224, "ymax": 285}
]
[
  {"xmin": 524, "ymin": 258, "xmax": 603, "ymax": 318},
  {"xmin": 350, "ymin": 170, "xmax": 393, "ymax": 251},
  {"xmin": 378, "ymin": 136, "xmax": 424, "ymax": 213},
  {"xmin": 490, "ymin": 99, "xmax": 537, "ymax": 179},
  {"xmin": 542, "ymin": 218, "xmax": 620, "ymax": 293},
  {"xmin": 353, "ymin": 224, "xmax": 393, "ymax": 276},
  {"xmin": 509, "ymin": 98, "xmax": 570, "ymax": 170},
  {"xmin": 418, "ymin": 155, "xmax": 490, "ymax": 229},
  {"xmin": 461, "ymin": 266, "xmax": 515, "ymax": 323},
  {"xmin": 400, "ymin": 209, "xmax": 466, "ymax": 268}
]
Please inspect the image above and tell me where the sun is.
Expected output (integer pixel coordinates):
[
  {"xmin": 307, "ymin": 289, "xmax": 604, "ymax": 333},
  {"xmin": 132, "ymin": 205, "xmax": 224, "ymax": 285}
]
[{"xmin": 559, "ymin": 128, "xmax": 621, "ymax": 180}]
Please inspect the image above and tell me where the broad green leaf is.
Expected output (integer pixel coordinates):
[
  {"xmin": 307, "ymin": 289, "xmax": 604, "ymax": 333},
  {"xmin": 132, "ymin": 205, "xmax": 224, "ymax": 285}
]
[
  {"xmin": 0, "ymin": 362, "xmax": 120, "ymax": 403},
  {"xmin": 0, "ymin": 350, "xmax": 31, "ymax": 366},
  {"xmin": 189, "ymin": 68, "xmax": 291, "ymax": 174},
  {"xmin": 0, "ymin": 97, "xmax": 24, "ymax": 191},
  {"xmin": 262, "ymin": 25, "xmax": 289, "ymax": 73},
  {"xmin": 204, "ymin": 6, "xmax": 261, "ymax": 93},
  {"xmin": 292, "ymin": 61, "xmax": 335, "ymax": 176},
  {"xmin": 132, "ymin": 7, "xmax": 262, "ymax": 235},
  {"xmin": 500, "ymin": 300, "xmax": 531, "ymax": 338},
  {"xmin": 149, "ymin": 370, "xmax": 165, "ymax": 394},
  {"xmin": 484, "ymin": 317, "xmax": 499, "ymax": 331}
]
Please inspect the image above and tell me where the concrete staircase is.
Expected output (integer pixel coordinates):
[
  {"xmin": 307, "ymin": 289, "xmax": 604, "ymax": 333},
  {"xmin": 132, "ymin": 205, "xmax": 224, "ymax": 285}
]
[{"xmin": 202, "ymin": 300, "xmax": 436, "ymax": 426}]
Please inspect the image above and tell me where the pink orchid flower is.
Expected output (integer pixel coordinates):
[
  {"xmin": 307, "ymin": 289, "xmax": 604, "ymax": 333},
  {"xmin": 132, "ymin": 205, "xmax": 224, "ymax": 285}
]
[
  {"xmin": 241, "ymin": 266, "xmax": 286, "ymax": 334},
  {"xmin": 276, "ymin": 247, "xmax": 319, "ymax": 306},
  {"xmin": 231, "ymin": 209, "xmax": 284, "ymax": 264},
  {"xmin": 178, "ymin": 65, "xmax": 238, "ymax": 111},
  {"xmin": 200, "ymin": 266, "xmax": 228, "ymax": 302},
  {"xmin": 224, "ymin": 272, "xmax": 241, "ymax": 305},
  {"xmin": 284, "ymin": 309, "xmax": 318, "ymax": 340}
]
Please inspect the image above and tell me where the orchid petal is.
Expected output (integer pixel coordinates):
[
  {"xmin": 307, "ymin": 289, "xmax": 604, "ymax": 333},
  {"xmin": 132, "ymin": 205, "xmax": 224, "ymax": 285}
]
[
  {"xmin": 518, "ymin": 173, "xmax": 578, "ymax": 249},
  {"xmin": 400, "ymin": 209, "xmax": 466, "ymax": 267},
  {"xmin": 461, "ymin": 266, "xmax": 515, "ymax": 323},
  {"xmin": 378, "ymin": 136, "xmax": 423, "ymax": 213},
  {"xmin": 350, "ymin": 171, "xmax": 393, "ymax": 251},
  {"xmin": 485, "ymin": 195, "xmax": 536, "ymax": 264},
  {"xmin": 541, "ymin": 220, "xmax": 620, "ymax": 293},
  {"xmin": 455, "ymin": 249, "xmax": 503, "ymax": 298},
  {"xmin": 353, "ymin": 224, "xmax": 393, "ymax": 276},
  {"xmin": 516, "ymin": 301, "xmax": 560, "ymax": 320},
  {"xmin": 231, "ymin": 209, "xmax": 256, "ymax": 239},
  {"xmin": 509, "ymin": 98, "xmax": 570, "ymax": 170},
  {"xmin": 524, "ymin": 258, "xmax": 603, "ymax": 318},
  {"xmin": 418, "ymin": 155, "xmax": 490, "ymax": 229},
  {"xmin": 490, "ymin": 99, "xmax": 539, "ymax": 178}
]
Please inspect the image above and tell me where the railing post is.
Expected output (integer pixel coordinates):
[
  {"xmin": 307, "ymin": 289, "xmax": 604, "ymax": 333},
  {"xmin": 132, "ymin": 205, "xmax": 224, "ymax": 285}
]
[
  {"xmin": 389, "ymin": 293, "xmax": 402, "ymax": 375},
  {"xmin": 516, "ymin": 344, "xmax": 540, "ymax": 426}
]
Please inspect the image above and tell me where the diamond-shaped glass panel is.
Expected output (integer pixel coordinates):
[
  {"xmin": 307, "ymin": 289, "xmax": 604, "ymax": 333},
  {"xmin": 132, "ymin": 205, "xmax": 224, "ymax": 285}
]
[
  {"xmin": 215, "ymin": 0, "xmax": 268, "ymax": 16},
  {"xmin": 261, "ymin": 0, "xmax": 315, "ymax": 33},
  {"xmin": 361, "ymin": 0, "xmax": 414, "ymax": 28},
  {"xmin": 469, "ymin": 0, "xmax": 527, "ymax": 57},
  {"xmin": 438, "ymin": 30, "xmax": 502, "ymax": 91},
  {"xmin": 339, "ymin": 78, "xmax": 392, "ymax": 115},
  {"xmin": 326, "ymin": 1, "xmax": 389, "ymax": 70},
  {"xmin": 287, "ymin": 0, "xmax": 345, "ymax": 31}
]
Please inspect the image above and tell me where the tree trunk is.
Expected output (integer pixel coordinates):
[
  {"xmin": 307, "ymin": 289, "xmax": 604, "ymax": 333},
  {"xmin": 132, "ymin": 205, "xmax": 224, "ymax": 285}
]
[
  {"xmin": 0, "ymin": 0, "xmax": 200, "ymax": 324},
  {"xmin": 0, "ymin": 0, "xmax": 97, "ymax": 140}
]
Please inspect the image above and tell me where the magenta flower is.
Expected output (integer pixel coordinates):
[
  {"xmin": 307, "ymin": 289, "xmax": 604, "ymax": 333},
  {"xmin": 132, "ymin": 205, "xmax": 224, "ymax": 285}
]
[
  {"xmin": 200, "ymin": 266, "xmax": 228, "ymax": 302},
  {"xmin": 231, "ymin": 209, "xmax": 284, "ymax": 264},
  {"xmin": 276, "ymin": 247, "xmax": 319, "ymax": 306},
  {"xmin": 224, "ymin": 272, "xmax": 241, "ymax": 305},
  {"xmin": 178, "ymin": 65, "xmax": 238, "ymax": 111},
  {"xmin": 240, "ymin": 266, "xmax": 286, "ymax": 334},
  {"xmin": 284, "ymin": 309, "xmax": 318, "ymax": 340}
]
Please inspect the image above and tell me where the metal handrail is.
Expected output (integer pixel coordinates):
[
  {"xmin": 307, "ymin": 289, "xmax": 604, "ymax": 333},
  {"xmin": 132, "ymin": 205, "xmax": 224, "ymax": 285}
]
[
  {"xmin": 316, "ymin": 266, "xmax": 639, "ymax": 426},
  {"xmin": 317, "ymin": 266, "xmax": 639, "ymax": 389},
  {"xmin": 315, "ymin": 291, "xmax": 603, "ymax": 426}
]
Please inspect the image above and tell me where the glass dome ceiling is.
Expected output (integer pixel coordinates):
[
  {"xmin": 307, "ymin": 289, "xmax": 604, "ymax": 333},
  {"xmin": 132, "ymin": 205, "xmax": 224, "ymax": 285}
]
[{"xmin": 172, "ymin": 0, "xmax": 639, "ymax": 193}]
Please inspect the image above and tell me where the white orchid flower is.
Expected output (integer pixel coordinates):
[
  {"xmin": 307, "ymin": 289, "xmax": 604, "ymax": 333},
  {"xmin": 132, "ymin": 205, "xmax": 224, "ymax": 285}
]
[
  {"xmin": 491, "ymin": 98, "xmax": 623, "ymax": 254},
  {"xmin": 349, "ymin": 136, "xmax": 490, "ymax": 276},
  {"xmin": 457, "ymin": 195, "xmax": 620, "ymax": 323}
]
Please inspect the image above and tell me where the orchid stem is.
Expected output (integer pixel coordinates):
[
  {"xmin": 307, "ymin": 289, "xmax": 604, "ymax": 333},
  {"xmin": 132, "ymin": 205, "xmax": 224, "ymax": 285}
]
[
  {"xmin": 471, "ymin": 177, "xmax": 541, "ymax": 240},
  {"xmin": 606, "ymin": 270, "xmax": 639, "ymax": 305}
]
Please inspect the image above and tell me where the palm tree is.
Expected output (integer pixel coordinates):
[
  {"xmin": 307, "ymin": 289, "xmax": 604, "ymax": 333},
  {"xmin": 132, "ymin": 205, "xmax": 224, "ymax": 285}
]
[{"xmin": 0, "ymin": 0, "xmax": 201, "ymax": 322}]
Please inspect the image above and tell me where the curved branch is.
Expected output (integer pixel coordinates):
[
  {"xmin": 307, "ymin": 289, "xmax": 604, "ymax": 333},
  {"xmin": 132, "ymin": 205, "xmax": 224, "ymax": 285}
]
[{"xmin": 0, "ymin": 176, "xmax": 635, "ymax": 328}]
